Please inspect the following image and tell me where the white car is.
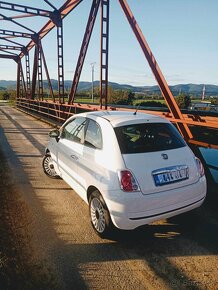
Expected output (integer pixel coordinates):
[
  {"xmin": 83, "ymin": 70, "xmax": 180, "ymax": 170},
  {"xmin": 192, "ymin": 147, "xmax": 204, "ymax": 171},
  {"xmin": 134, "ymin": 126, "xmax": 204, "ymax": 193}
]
[{"xmin": 42, "ymin": 111, "xmax": 206, "ymax": 237}]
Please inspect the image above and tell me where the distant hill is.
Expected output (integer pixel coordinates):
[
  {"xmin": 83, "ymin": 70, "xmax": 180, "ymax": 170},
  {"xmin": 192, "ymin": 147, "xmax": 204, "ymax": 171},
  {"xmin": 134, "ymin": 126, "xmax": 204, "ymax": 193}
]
[
  {"xmin": 0, "ymin": 80, "xmax": 17, "ymax": 89},
  {"xmin": 169, "ymin": 84, "xmax": 218, "ymax": 96},
  {"xmin": 0, "ymin": 79, "xmax": 138, "ymax": 91},
  {"xmin": 1, "ymin": 80, "xmax": 218, "ymax": 96}
]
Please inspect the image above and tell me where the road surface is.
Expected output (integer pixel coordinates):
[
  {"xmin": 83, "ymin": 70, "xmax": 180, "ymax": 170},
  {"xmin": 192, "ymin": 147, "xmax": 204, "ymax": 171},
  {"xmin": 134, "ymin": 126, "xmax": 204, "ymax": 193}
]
[{"xmin": 0, "ymin": 105, "xmax": 218, "ymax": 289}]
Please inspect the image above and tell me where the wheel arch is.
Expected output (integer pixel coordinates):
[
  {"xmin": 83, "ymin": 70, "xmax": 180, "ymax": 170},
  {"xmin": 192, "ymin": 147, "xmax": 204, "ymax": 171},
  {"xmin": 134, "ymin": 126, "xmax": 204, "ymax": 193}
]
[
  {"xmin": 87, "ymin": 185, "xmax": 99, "ymax": 203},
  {"xmin": 45, "ymin": 148, "xmax": 50, "ymax": 155},
  {"xmin": 87, "ymin": 186, "xmax": 111, "ymax": 215},
  {"xmin": 88, "ymin": 186, "xmax": 115, "ymax": 237}
]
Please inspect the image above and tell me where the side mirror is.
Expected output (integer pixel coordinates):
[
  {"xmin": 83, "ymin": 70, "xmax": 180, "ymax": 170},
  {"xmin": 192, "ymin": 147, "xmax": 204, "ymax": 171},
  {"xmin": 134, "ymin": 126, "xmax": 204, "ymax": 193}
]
[{"xmin": 49, "ymin": 129, "xmax": 60, "ymax": 140}]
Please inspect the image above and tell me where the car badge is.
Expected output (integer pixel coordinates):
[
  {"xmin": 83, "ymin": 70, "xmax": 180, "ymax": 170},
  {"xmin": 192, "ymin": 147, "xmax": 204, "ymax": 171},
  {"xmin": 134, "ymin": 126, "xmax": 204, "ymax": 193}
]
[{"xmin": 161, "ymin": 153, "xmax": 168, "ymax": 160}]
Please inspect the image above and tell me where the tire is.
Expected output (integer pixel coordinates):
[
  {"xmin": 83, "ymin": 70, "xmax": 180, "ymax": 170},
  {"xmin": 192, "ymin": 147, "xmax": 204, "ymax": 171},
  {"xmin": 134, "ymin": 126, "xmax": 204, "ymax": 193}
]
[
  {"xmin": 89, "ymin": 190, "xmax": 114, "ymax": 238},
  {"xmin": 42, "ymin": 154, "xmax": 59, "ymax": 179}
]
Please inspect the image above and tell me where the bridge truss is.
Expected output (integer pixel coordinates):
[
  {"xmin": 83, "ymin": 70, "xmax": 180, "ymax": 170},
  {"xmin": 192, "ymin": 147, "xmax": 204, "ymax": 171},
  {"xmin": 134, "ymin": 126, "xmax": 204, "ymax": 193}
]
[{"xmin": 0, "ymin": 0, "xmax": 217, "ymax": 149}]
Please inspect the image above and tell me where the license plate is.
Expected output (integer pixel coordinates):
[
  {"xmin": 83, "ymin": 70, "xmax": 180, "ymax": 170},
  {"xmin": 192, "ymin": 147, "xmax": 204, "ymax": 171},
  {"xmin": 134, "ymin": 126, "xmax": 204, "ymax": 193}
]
[{"xmin": 152, "ymin": 165, "xmax": 189, "ymax": 186}]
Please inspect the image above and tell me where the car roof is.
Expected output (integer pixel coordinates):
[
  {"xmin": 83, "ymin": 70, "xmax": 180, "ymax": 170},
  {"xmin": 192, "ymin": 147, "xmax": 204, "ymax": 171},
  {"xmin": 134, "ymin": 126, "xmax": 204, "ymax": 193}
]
[{"xmin": 83, "ymin": 111, "xmax": 168, "ymax": 127}]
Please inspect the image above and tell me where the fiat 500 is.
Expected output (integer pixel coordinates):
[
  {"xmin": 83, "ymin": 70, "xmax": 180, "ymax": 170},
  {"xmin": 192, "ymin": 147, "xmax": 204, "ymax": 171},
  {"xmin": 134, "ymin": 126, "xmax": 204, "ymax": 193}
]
[{"xmin": 42, "ymin": 111, "xmax": 206, "ymax": 237}]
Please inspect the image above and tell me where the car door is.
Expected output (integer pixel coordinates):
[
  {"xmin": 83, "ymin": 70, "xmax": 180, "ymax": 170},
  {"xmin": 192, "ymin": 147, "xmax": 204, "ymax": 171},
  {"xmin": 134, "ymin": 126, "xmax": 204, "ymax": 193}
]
[
  {"xmin": 57, "ymin": 117, "xmax": 87, "ymax": 192},
  {"xmin": 77, "ymin": 118, "xmax": 104, "ymax": 192}
]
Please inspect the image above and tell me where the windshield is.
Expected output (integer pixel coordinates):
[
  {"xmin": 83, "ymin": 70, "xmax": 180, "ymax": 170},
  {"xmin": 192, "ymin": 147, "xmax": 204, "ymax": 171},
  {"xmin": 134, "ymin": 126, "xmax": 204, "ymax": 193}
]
[{"xmin": 114, "ymin": 123, "xmax": 186, "ymax": 154}]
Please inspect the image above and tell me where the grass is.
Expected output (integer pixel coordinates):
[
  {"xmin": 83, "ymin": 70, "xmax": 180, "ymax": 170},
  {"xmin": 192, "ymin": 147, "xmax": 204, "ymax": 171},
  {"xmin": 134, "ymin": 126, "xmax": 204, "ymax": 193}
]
[{"xmin": 74, "ymin": 97, "xmax": 98, "ymax": 103}]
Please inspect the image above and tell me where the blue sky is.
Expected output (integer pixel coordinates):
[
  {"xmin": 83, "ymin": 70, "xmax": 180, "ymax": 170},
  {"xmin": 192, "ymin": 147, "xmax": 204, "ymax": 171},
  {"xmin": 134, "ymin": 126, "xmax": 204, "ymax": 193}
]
[{"xmin": 0, "ymin": 0, "xmax": 218, "ymax": 86}]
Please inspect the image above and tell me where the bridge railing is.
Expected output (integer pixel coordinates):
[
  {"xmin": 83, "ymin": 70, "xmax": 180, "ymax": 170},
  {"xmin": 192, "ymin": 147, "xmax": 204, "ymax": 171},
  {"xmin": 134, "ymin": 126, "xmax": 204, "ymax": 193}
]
[{"xmin": 16, "ymin": 98, "xmax": 218, "ymax": 149}]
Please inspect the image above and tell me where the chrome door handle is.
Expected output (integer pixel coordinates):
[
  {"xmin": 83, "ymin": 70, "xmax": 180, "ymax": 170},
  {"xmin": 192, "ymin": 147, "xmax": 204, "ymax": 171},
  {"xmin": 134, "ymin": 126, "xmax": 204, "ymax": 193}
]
[{"xmin": 70, "ymin": 155, "xmax": 78, "ymax": 160}]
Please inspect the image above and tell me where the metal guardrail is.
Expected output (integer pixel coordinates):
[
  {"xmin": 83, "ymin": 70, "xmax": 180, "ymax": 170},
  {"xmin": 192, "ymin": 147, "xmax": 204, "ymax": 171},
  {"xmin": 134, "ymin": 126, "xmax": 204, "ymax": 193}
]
[{"xmin": 16, "ymin": 98, "xmax": 218, "ymax": 149}]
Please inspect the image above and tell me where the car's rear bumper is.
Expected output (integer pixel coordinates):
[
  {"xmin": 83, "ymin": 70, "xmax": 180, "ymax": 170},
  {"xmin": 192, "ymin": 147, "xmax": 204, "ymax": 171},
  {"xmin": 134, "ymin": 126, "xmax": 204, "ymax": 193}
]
[{"xmin": 104, "ymin": 176, "xmax": 206, "ymax": 230}]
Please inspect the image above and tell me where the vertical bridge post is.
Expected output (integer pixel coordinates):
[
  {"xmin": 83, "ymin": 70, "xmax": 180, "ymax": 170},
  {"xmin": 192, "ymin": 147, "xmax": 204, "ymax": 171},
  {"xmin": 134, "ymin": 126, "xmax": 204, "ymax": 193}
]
[
  {"xmin": 118, "ymin": 0, "xmax": 193, "ymax": 141},
  {"xmin": 100, "ymin": 0, "xmax": 110, "ymax": 109},
  {"xmin": 68, "ymin": 0, "xmax": 101, "ymax": 105}
]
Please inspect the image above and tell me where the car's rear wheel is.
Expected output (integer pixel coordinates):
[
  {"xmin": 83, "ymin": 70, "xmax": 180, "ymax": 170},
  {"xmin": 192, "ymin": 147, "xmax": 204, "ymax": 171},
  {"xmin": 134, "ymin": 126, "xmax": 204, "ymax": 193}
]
[
  {"xmin": 89, "ymin": 190, "xmax": 113, "ymax": 238},
  {"xmin": 42, "ymin": 154, "xmax": 59, "ymax": 179}
]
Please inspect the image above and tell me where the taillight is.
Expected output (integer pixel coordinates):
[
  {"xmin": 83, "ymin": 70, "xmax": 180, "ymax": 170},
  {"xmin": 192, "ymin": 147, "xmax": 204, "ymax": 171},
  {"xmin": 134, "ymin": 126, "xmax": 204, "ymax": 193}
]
[
  {"xmin": 118, "ymin": 170, "xmax": 140, "ymax": 192},
  {"xmin": 195, "ymin": 157, "xmax": 205, "ymax": 177}
]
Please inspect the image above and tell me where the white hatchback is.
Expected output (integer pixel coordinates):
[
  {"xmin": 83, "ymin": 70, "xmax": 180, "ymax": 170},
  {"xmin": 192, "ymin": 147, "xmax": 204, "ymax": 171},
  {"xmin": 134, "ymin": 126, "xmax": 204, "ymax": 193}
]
[{"xmin": 43, "ymin": 111, "xmax": 206, "ymax": 237}]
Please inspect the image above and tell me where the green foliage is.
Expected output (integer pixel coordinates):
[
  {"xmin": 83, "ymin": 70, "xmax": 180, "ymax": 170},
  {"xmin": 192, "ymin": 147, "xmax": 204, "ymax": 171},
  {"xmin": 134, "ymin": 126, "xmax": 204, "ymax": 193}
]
[
  {"xmin": 3, "ymin": 91, "xmax": 10, "ymax": 100},
  {"xmin": 0, "ymin": 90, "xmax": 8, "ymax": 100},
  {"xmin": 108, "ymin": 86, "xmax": 135, "ymax": 105},
  {"xmin": 175, "ymin": 93, "xmax": 191, "ymax": 109},
  {"xmin": 0, "ymin": 90, "xmax": 16, "ymax": 102},
  {"xmin": 136, "ymin": 100, "xmax": 167, "ymax": 108},
  {"xmin": 211, "ymin": 98, "xmax": 218, "ymax": 105}
]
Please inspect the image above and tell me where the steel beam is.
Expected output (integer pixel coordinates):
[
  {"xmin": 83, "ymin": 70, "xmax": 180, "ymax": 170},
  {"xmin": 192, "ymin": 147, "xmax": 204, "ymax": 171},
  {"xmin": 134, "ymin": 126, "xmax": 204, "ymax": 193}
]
[
  {"xmin": 100, "ymin": 0, "xmax": 110, "ymax": 109},
  {"xmin": 20, "ymin": 62, "xmax": 27, "ymax": 98},
  {"xmin": 19, "ymin": 0, "xmax": 83, "ymax": 58},
  {"xmin": 0, "ymin": 47, "xmax": 18, "ymax": 55},
  {"xmin": 118, "ymin": 0, "xmax": 193, "ymax": 140},
  {"xmin": 17, "ymin": 62, "xmax": 26, "ymax": 98},
  {"xmin": 37, "ymin": 41, "xmax": 44, "ymax": 100},
  {"xmin": 19, "ymin": 67, "xmax": 23, "ymax": 98},
  {"xmin": 0, "ymin": 29, "xmax": 32, "ymax": 38},
  {"xmin": 16, "ymin": 59, "xmax": 21, "ymax": 99},
  {"xmin": 68, "ymin": 0, "xmax": 101, "ymax": 105},
  {"xmin": 44, "ymin": 0, "xmax": 57, "ymax": 11},
  {"xmin": 0, "ymin": 13, "xmax": 35, "ymax": 33},
  {"xmin": 0, "ymin": 53, "xmax": 18, "ymax": 61},
  {"xmin": 0, "ymin": 36, "xmax": 23, "ymax": 46},
  {"xmin": 29, "ymin": 38, "xmax": 45, "ymax": 100},
  {"xmin": 41, "ymin": 47, "xmax": 55, "ymax": 102},
  {"xmin": 16, "ymin": 60, "xmax": 26, "ymax": 98},
  {"xmin": 31, "ymin": 44, "xmax": 38, "ymax": 99},
  {"xmin": 57, "ymin": 20, "xmax": 65, "ymax": 103},
  {"xmin": 0, "ymin": 1, "xmax": 51, "ymax": 17},
  {"xmin": 25, "ymin": 53, "xmax": 31, "ymax": 97},
  {"xmin": 0, "ymin": 13, "xmax": 41, "ymax": 20},
  {"xmin": 0, "ymin": 44, "xmax": 22, "ymax": 50}
]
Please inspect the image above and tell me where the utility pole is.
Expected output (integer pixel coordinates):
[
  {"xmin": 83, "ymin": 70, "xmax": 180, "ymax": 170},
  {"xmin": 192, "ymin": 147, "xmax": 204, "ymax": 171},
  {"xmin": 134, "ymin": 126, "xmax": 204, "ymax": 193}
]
[
  {"xmin": 202, "ymin": 85, "xmax": 205, "ymax": 101},
  {"xmin": 90, "ymin": 62, "xmax": 95, "ymax": 103}
]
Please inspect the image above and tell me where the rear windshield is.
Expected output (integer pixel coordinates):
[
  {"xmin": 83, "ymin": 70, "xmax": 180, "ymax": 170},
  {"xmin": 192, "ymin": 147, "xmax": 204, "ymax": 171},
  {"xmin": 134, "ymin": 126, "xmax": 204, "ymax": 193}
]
[{"xmin": 114, "ymin": 123, "xmax": 186, "ymax": 154}]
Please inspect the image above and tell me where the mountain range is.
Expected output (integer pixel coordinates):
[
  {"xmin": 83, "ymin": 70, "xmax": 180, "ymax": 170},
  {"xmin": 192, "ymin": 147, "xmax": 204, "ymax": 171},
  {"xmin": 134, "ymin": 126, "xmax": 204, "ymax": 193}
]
[{"xmin": 1, "ymin": 80, "xmax": 218, "ymax": 96}]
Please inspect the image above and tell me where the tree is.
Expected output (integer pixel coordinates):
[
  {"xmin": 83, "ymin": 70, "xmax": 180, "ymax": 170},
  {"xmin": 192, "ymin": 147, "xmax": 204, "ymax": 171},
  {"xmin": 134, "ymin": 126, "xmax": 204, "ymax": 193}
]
[
  {"xmin": 137, "ymin": 101, "xmax": 167, "ymax": 108},
  {"xmin": 211, "ymin": 97, "xmax": 218, "ymax": 105},
  {"xmin": 111, "ymin": 90, "xmax": 135, "ymax": 105},
  {"xmin": 107, "ymin": 86, "xmax": 114, "ymax": 103},
  {"xmin": 3, "ymin": 91, "xmax": 10, "ymax": 100},
  {"xmin": 127, "ymin": 91, "xmax": 135, "ymax": 104},
  {"xmin": 175, "ymin": 94, "xmax": 191, "ymax": 109}
]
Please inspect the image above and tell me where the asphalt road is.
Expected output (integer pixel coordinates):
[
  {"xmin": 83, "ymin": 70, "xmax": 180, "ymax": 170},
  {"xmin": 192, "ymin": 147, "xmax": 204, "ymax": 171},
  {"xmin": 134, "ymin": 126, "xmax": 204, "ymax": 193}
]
[{"xmin": 0, "ymin": 105, "xmax": 218, "ymax": 290}]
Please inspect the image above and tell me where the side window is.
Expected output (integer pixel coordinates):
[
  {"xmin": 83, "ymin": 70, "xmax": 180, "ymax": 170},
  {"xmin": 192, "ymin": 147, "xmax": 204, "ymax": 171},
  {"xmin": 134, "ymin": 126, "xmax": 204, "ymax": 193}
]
[
  {"xmin": 84, "ymin": 119, "xmax": 102, "ymax": 149},
  {"xmin": 61, "ymin": 117, "xmax": 86, "ymax": 143}
]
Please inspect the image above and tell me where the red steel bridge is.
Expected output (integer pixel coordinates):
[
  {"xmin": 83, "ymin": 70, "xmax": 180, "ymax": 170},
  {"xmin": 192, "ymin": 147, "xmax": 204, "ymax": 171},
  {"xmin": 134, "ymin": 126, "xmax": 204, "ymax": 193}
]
[{"xmin": 0, "ymin": 0, "xmax": 217, "ymax": 149}]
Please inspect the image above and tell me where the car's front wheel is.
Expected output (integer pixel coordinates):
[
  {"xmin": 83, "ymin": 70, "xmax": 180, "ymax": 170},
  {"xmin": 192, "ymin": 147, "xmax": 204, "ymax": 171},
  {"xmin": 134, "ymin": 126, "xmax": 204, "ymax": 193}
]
[
  {"xmin": 42, "ymin": 154, "xmax": 59, "ymax": 179},
  {"xmin": 89, "ymin": 190, "xmax": 114, "ymax": 238}
]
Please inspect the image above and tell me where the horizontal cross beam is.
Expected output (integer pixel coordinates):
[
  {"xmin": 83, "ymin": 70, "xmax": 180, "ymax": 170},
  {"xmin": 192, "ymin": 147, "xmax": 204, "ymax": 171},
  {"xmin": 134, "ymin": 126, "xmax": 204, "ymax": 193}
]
[
  {"xmin": 0, "ymin": 13, "xmax": 40, "ymax": 20},
  {"xmin": 19, "ymin": 0, "xmax": 84, "ymax": 58},
  {"xmin": 0, "ymin": 13, "xmax": 35, "ymax": 33},
  {"xmin": 0, "ymin": 29, "xmax": 32, "ymax": 38},
  {"xmin": 0, "ymin": 44, "xmax": 22, "ymax": 50},
  {"xmin": 0, "ymin": 1, "xmax": 51, "ymax": 17},
  {"xmin": 0, "ymin": 36, "xmax": 23, "ymax": 46},
  {"xmin": 0, "ymin": 52, "xmax": 18, "ymax": 61},
  {"xmin": 0, "ymin": 47, "xmax": 18, "ymax": 55}
]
